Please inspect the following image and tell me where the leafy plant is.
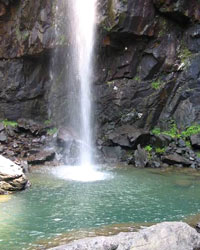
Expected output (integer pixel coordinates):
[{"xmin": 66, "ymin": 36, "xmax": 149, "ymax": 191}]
[
  {"xmin": 151, "ymin": 80, "xmax": 163, "ymax": 90},
  {"xmin": 162, "ymin": 123, "xmax": 180, "ymax": 138},
  {"xmin": 151, "ymin": 127, "xmax": 161, "ymax": 135},
  {"xmin": 44, "ymin": 120, "xmax": 51, "ymax": 126},
  {"xmin": 185, "ymin": 140, "xmax": 191, "ymax": 148},
  {"xmin": 181, "ymin": 125, "xmax": 200, "ymax": 137},
  {"xmin": 152, "ymin": 122, "xmax": 180, "ymax": 138},
  {"xmin": 155, "ymin": 147, "xmax": 166, "ymax": 154},
  {"xmin": 47, "ymin": 127, "xmax": 58, "ymax": 136},
  {"xmin": 2, "ymin": 119, "xmax": 18, "ymax": 128},
  {"xmin": 144, "ymin": 145, "xmax": 153, "ymax": 152},
  {"xmin": 180, "ymin": 47, "xmax": 193, "ymax": 64},
  {"xmin": 134, "ymin": 76, "xmax": 141, "ymax": 82}
]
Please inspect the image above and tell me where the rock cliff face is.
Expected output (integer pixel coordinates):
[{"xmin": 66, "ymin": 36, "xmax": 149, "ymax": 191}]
[
  {"xmin": 0, "ymin": 0, "xmax": 200, "ymax": 165},
  {"xmin": 0, "ymin": 0, "xmax": 55, "ymax": 121}
]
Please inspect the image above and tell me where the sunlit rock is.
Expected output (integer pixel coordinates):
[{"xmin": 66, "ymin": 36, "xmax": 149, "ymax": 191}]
[
  {"xmin": 0, "ymin": 155, "xmax": 29, "ymax": 194},
  {"xmin": 49, "ymin": 222, "xmax": 200, "ymax": 250}
]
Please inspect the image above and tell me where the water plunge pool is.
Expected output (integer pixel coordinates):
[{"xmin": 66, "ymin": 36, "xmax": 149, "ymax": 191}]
[{"xmin": 1, "ymin": 166, "xmax": 200, "ymax": 249}]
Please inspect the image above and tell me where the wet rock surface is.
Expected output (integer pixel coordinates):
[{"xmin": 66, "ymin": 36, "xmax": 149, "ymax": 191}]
[{"xmin": 49, "ymin": 222, "xmax": 200, "ymax": 250}]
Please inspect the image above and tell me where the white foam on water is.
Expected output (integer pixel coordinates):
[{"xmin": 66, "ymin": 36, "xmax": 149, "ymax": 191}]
[{"xmin": 52, "ymin": 165, "xmax": 111, "ymax": 182}]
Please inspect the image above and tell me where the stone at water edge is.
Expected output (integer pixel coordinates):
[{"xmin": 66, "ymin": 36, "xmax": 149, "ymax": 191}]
[
  {"xmin": 49, "ymin": 222, "xmax": 200, "ymax": 250},
  {"xmin": 0, "ymin": 155, "xmax": 29, "ymax": 194}
]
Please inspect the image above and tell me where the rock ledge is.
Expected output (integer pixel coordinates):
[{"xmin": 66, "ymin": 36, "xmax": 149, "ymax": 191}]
[{"xmin": 49, "ymin": 222, "xmax": 200, "ymax": 250}]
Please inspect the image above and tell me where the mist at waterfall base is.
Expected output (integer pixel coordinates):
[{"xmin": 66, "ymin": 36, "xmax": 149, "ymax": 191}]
[{"xmin": 52, "ymin": 0, "xmax": 102, "ymax": 182}]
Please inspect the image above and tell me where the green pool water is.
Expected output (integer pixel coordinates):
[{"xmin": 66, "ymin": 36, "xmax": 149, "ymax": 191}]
[{"xmin": 1, "ymin": 166, "xmax": 200, "ymax": 250}]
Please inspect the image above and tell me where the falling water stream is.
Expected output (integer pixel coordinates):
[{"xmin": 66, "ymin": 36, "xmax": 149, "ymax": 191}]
[
  {"xmin": 72, "ymin": 0, "xmax": 96, "ymax": 167},
  {"xmin": 53, "ymin": 0, "xmax": 106, "ymax": 182}
]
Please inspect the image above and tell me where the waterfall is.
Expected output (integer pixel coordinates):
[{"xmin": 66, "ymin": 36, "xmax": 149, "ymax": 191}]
[
  {"xmin": 65, "ymin": 0, "xmax": 97, "ymax": 167},
  {"xmin": 51, "ymin": 0, "xmax": 109, "ymax": 182},
  {"xmin": 71, "ymin": 0, "xmax": 97, "ymax": 167}
]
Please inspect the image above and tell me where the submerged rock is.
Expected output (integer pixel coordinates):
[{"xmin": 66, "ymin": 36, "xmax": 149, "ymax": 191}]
[
  {"xmin": 0, "ymin": 155, "xmax": 29, "ymax": 194},
  {"xmin": 49, "ymin": 222, "xmax": 200, "ymax": 250}
]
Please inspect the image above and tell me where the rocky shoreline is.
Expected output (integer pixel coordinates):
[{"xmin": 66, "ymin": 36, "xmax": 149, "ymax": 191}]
[
  {"xmin": 49, "ymin": 222, "xmax": 200, "ymax": 250},
  {"xmin": 1, "ymin": 117, "xmax": 200, "ymax": 194}
]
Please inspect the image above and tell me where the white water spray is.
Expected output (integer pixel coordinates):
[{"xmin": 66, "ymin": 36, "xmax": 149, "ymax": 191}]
[
  {"xmin": 52, "ymin": 0, "xmax": 109, "ymax": 182},
  {"xmin": 72, "ymin": 0, "xmax": 96, "ymax": 167}
]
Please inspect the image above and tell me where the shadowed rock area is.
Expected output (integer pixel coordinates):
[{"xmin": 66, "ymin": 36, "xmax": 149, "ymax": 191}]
[{"xmin": 49, "ymin": 222, "xmax": 200, "ymax": 250}]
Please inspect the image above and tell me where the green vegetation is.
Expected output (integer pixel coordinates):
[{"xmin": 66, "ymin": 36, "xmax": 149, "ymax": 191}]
[
  {"xmin": 179, "ymin": 41, "xmax": 193, "ymax": 66},
  {"xmin": 144, "ymin": 145, "xmax": 166, "ymax": 156},
  {"xmin": 180, "ymin": 47, "xmax": 193, "ymax": 64},
  {"xmin": 144, "ymin": 145, "xmax": 152, "ymax": 152},
  {"xmin": 155, "ymin": 147, "xmax": 166, "ymax": 154},
  {"xmin": 181, "ymin": 125, "xmax": 200, "ymax": 137},
  {"xmin": 151, "ymin": 80, "xmax": 163, "ymax": 90},
  {"xmin": 1, "ymin": 119, "xmax": 18, "ymax": 128},
  {"xmin": 144, "ymin": 145, "xmax": 152, "ymax": 159},
  {"xmin": 106, "ymin": 81, "xmax": 114, "ymax": 85},
  {"xmin": 44, "ymin": 120, "xmax": 51, "ymax": 126},
  {"xmin": 152, "ymin": 122, "xmax": 180, "ymax": 138},
  {"xmin": 152, "ymin": 123, "xmax": 200, "ymax": 142},
  {"xmin": 47, "ymin": 127, "xmax": 58, "ymax": 136},
  {"xmin": 151, "ymin": 127, "xmax": 161, "ymax": 135},
  {"xmin": 185, "ymin": 140, "xmax": 191, "ymax": 148},
  {"xmin": 134, "ymin": 76, "xmax": 141, "ymax": 82}
]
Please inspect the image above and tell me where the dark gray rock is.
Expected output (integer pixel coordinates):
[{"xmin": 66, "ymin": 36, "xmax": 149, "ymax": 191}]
[
  {"xmin": 190, "ymin": 134, "xmax": 200, "ymax": 149},
  {"xmin": 107, "ymin": 125, "xmax": 150, "ymax": 149},
  {"xmin": 177, "ymin": 139, "xmax": 186, "ymax": 148},
  {"xmin": 134, "ymin": 145, "xmax": 148, "ymax": 168},
  {"xmin": 196, "ymin": 222, "xmax": 200, "ymax": 233},
  {"xmin": 102, "ymin": 146, "xmax": 122, "ymax": 163},
  {"xmin": 140, "ymin": 55, "xmax": 159, "ymax": 80},
  {"xmin": 153, "ymin": 0, "xmax": 200, "ymax": 23},
  {"xmin": 0, "ymin": 123, "xmax": 4, "ymax": 132},
  {"xmin": 27, "ymin": 149, "xmax": 55, "ymax": 165},
  {"xmin": 162, "ymin": 153, "xmax": 191, "ymax": 167},
  {"xmin": 185, "ymin": 24, "xmax": 200, "ymax": 53},
  {"xmin": 99, "ymin": 0, "xmax": 155, "ymax": 37},
  {"xmin": 0, "ymin": 59, "xmax": 49, "ymax": 122},
  {"xmin": 0, "ymin": 131, "xmax": 7, "ymax": 142},
  {"xmin": 151, "ymin": 134, "xmax": 172, "ymax": 148}
]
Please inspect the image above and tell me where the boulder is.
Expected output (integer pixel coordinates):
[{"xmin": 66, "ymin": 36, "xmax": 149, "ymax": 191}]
[
  {"xmin": 151, "ymin": 134, "xmax": 172, "ymax": 148},
  {"xmin": 27, "ymin": 149, "xmax": 55, "ymax": 165},
  {"xmin": 190, "ymin": 134, "xmax": 200, "ymax": 149},
  {"xmin": 102, "ymin": 146, "xmax": 122, "ymax": 163},
  {"xmin": 107, "ymin": 125, "xmax": 150, "ymax": 149},
  {"xmin": 17, "ymin": 118, "xmax": 46, "ymax": 135},
  {"xmin": 49, "ymin": 222, "xmax": 200, "ymax": 250},
  {"xmin": 0, "ymin": 155, "xmax": 29, "ymax": 194},
  {"xmin": 134, "ymin": 145, "xmax": 148, "ymax": 168},
  {"xmin": 0, "ymin": 131, "xmax": 7, "ymax": 142},
  {"xmin": 162, "ymin": 153, "xmax": 191, "ymax": 167}
]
